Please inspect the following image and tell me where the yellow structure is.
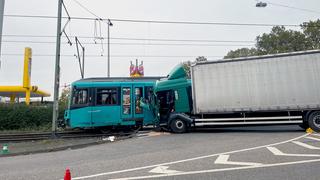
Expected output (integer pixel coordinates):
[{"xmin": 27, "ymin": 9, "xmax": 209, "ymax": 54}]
[{"xmin": 0, "ymin": 47, "xmax": 50, "ymax": 105}]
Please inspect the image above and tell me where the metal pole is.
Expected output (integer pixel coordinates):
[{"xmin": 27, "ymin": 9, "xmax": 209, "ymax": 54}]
[
  {"xmin": 52, "ymin": 0, "xmax": 63, "ymax": 137},
  {"xmin": 107, "ymin": 22, "xmax": 110, "ymax": 77},
  {"xmin": 82, "ymin": 47, "xmax": 85, "ymax": 78},
  {"xmin": 0, "ymin": 0, "xmax": 5, "ymax": 69}
]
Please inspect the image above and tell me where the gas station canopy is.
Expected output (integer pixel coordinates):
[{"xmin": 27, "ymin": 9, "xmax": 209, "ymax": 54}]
[
  {"xmin": 0, "ymin": 47, "xmax": 51, "ymax": 104},
  {"xmin": 0, "ymin": 86, "xmax": 50, "ymax": 98}
]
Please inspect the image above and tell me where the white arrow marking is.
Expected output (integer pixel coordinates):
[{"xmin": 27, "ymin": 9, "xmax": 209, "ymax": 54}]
[
  {"xmin": 71, "ymin": 134, "xmax": 308, "ymax": 180},
  {"xmin": 109, "ymin": 159, "xmax": 320, "ymax": 180},
  {"xmin": 267, "ymin": 146, "xmax": 320, "ymax": 157},
  {"xmin": 214, "ymin": 155, "xmax": 262, "ymax": 166},
  {"xmin": 292, "ymin": 141, "xmax": 320, "ymax": 150},
  {"xmin": 305, "ymin": 136, "xmax": 320, "ymax": 142},
  {"xmin": 149, "ymin": 166, "xmax": 181, "ymax": 174}
]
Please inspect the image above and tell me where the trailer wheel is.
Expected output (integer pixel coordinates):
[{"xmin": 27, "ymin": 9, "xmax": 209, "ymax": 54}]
[
  {"xmin": 307, "ymin": 111, "xmax": 320, "ymax": 132},
  {"xmin": 170, "ymin": 119, "xmax": 187, "ymax": 133}
]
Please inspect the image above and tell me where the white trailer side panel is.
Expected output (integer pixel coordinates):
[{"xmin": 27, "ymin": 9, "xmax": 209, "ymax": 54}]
[{"xmin": 191, "ymin": 51, "xmax": 320, "ymax": 114}]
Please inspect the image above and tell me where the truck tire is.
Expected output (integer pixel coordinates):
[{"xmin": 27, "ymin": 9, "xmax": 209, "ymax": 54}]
[
  {"xmin": 170, "ymin": 119, "xmax": 187, "ymax": 133},
  {"xmin": 307, "ymin": 111, "xmax": 320, "ymax": 132}
]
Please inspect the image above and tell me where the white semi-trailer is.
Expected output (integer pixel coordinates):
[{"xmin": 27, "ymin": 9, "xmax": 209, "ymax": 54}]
[{"xmin": 152, "ymin": 50, "xmax": 320, "ymax": 133}]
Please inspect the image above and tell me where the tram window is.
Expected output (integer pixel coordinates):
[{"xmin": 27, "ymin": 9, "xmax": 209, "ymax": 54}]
[
  {"xmin": 144, "ymin": 86, "xmax": 153, "ymax": 103},
  {"xmin": 122, "ymin": 87, "xmax": 131, "ymax": 114},
  {"xmin": 96, "ymin": 88, "xmax": 118, "ymax": 105},
  {"xmin": 72, "ymin": 89, "xmax": 88, "ymax": 105},
  {"xmin": 135, "ymin": 87, "xmax": 143, "ymax": 114}
]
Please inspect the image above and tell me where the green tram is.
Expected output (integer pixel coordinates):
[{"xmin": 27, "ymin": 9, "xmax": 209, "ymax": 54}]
[{"xmin": 64, "ymin": 77, "xmax": 160, "ymax": 129}]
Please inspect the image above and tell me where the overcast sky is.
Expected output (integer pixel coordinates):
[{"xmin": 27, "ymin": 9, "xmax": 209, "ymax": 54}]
[{"xmin": 0, "ymin": 0, "xmax": 319, "ymax": 100}]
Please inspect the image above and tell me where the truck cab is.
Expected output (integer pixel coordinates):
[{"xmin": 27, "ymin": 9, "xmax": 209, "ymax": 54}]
[{"xmin": 152, "ymin": 64, "xmax": 193, "ymax": 132}]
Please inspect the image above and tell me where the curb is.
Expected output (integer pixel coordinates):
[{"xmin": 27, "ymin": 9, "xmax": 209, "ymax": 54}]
[{"xmin": 0, "ymin": 134, "xmax": 135, "ymax": 158}]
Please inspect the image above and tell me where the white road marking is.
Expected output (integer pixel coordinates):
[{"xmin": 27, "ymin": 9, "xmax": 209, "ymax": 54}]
[
  {"xmin": 71, "ymin": 133, "xmax": 308, "ymax": 180},
  {"xmin": 73, "ymin": 134, "xmax": 308, "ymax": 180},
  {"xmin": 214, "ymin": 155, "xmax": 262, "ymax": 166},
  {"xmin": 149, "ymin": 166, "xmax": 181, "ymax": 174},
  {"xmin": 267, "ymin": 146, "xmax": 320, "ymax": 157},
  {"xmin": 109, "ymin": 158, "xmax": 320, "ymax": 180},
  {"xmin": 305, "ymin": 136, "xmax": 320, "ymax": 141},
  {"xmin": 312, "ymin": 134, "xmax": 320, "ymax": 137},
  {"xmin": 292, "ymin": 141, "xmax": 320, "ymax": 150}
]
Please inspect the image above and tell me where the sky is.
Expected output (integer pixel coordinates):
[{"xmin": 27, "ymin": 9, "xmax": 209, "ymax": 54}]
[{"xmin": 0, "ymin": 0, "xmax": 319, "ymax": 101}]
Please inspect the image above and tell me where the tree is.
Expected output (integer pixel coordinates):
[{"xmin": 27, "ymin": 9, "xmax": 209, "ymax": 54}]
[
  {"xmin": 195, "ymin": 56, "xmax": 208, "ymax": 62},
  {"xmin": 301, "ymin": 19, "xmax": 320, "ymax": 49},
  {"xmin": 182, "ymin": 61, "xmax": 191, "ymax": 78},
  {"xmin": 224, "ymin": 48, "xmax": 258, "ymax": 59},
  {"xmin": 224, "ymin": 19, "xmax": 320, "ymax": 59},
  {"xmin": 256, "ymin": 26, "xmax": 310, "ymax": 54},
  {"xmin": 59, "ymin": 87, "xmax": 71, "ymax": 109}
]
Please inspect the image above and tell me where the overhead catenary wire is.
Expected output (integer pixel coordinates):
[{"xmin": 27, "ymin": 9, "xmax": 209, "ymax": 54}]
[
  {"xmin": 264, "ymin": 1, "xmax": 320, "ymax": 15},
  {"xmin": 73, "ymin": 0, "xmax": 103, "ymax": 20},
  {"xmin": 1, "ymin": 53, "xmax": 223, "ymax": 58},
  {"xmin": 2, "ymin": 34, "xmax": 255, "ymax": 43},
  {"xmin": 3, "ymin": 14, "xmax": 308, "ymax": 27},
  {"xmin": 1, "ymin": 40, "xmax": 254, "ymax": 47}
]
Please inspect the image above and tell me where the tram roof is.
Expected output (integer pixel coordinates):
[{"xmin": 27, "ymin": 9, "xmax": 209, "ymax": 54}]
[{"xmin": 75, "ymin": 77, "xmax": 164, "ymax": 83}]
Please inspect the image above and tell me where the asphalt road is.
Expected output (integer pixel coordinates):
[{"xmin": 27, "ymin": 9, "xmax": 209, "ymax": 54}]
[{"xmin": 0, "ymin": 125, "xmax": 319, "ymax": 180}]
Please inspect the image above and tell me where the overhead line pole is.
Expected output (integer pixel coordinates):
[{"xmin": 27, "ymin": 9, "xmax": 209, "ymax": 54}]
[
  {"xmin": 107, "ymin": 19, "xmax": 113, "ymax": 77},
  {"xmin": 0, "ymin": 0, "xmax": 4, "ymax": 69},
  {"xmin": 107, "ymin": 20, "xmax": 110, "ymax": 77},
  {"xmin": 52, "ymin": 0, "xmax": 63, "ymax": 138}
]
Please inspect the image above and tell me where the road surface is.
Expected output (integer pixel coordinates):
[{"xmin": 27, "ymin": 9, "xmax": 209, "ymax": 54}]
[{"xmin": 0, "ymin": 125, "xmax": 319, "ymax": 180}]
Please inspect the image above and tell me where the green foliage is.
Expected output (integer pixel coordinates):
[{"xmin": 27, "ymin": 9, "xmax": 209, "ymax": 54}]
[
  {"xmin": 224, "ymin": 19, "xmax": 320, "ymax": 59},
  {"xmin": 182, "ymin": 61, "xmax": 191, "ymax": 79},
  {"xmin": 301, "ymin": 19, "xmax": 320, "ymax": 49},
  {"xmin": 0, "ymin": 87, "xmax": 70, "ymax": 131},
  {"xmin": 180, "ymin": 57, "xmax": 208, "ymax": 78},
  {"xmin": 59, "ymin": 87, "xmax": 71, "ymax": 110},
  {"xmin": 0, "ymin": 104, "xmax": 52, "ymax": 130},
  {"xmin": 195, "ymin": 56, "xmax": 208, "ymax": 62},
  {"xmin": 256, "ymin": 26, "xmax": 311, "ymax": 54},
  {"xmin": 224, "ymin": 48, "xmax": 259, "ymax": 59}
]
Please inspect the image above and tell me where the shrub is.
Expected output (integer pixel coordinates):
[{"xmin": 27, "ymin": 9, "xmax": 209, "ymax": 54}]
[{"xmin": 0, "ymin": 104, "xmax": 67, "ymax": 131}]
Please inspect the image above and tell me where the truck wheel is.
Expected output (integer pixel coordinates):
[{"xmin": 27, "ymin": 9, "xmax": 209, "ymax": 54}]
[
  {"xmin": 170, "ymin": 119, "xmax": 187, "ymax": 133},
  {"xmin": 307, "ymin": 111, "xmax": 320, "ymax": 132}
]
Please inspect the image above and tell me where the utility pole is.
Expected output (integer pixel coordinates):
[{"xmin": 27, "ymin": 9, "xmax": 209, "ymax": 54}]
[
  {"xmin": 107, "ymin": 19, "xmax": 113, "ymax": 77},
  {"xmin": 0, "ymin": 0, "xmax": 5, "ymax": 69},
  {"xmin": 52, "ymin": 0, "xmax": 63, "ymax": 137}
]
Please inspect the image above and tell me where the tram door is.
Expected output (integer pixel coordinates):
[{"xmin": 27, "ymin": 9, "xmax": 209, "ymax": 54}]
[
  {"xmin": 121, "ymin": 85, "xmax": 133, "ymax": 120},
  {"xmin": 133, "ymin": 85, "xmax": 144, "ymax": 119},
  {"xmin": 121, "ymin": 85, "xmax": 144, "ymax": 118}
]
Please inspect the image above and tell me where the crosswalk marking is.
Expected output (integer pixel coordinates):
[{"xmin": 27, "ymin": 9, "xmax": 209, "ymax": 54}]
[
  {"xmin": 267, "ymin": 146, "xmax": 320, "ymax": 157},
  {"xmin": 292, "ymin": 141, "xmax": 320, "ymax": 150}
]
